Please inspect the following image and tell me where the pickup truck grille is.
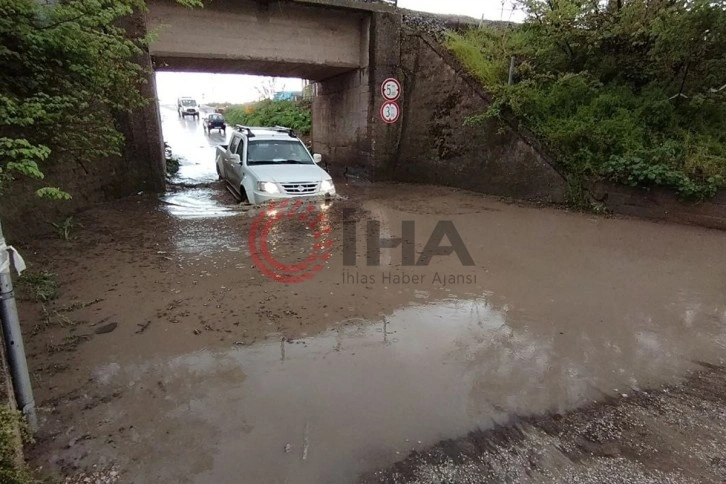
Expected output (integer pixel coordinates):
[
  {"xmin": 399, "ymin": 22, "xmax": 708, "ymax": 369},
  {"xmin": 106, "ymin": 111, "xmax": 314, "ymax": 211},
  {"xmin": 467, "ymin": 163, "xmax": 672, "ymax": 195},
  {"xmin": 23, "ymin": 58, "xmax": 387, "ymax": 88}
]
[{"xmin": 281, "ymin": 182, "xmax": 318, "ymax": 194}]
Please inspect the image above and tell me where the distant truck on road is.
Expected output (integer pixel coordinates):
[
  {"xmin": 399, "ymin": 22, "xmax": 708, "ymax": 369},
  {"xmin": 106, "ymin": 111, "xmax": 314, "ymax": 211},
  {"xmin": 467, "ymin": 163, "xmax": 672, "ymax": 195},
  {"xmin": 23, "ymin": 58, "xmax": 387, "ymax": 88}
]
[{"xmin": 177, "ymin": 97, "xmax": 200, "ymax": 119}]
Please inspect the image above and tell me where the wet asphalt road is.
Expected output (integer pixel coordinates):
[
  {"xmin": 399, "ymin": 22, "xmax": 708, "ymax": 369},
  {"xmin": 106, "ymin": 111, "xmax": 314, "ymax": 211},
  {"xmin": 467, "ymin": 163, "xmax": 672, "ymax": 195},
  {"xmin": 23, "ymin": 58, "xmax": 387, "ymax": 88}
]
[
  {"xmin": 23, "ymin": 106, "xmax": 726, "ymax": 483},
  {"xmin": 161, "ymin": 104, "xmax": 225, "ymax": 185}
]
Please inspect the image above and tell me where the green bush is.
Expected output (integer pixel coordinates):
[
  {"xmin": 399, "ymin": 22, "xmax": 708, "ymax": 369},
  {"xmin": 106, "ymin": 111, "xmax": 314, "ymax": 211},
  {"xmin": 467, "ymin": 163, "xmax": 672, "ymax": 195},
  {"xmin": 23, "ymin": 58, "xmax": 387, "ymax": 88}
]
[
  {"xmin": 447, "ymin": 0, "xmax": 726, "ymax": 200},
  {"xmin": 224, "ymin": 100, "xmax": 311, "ymax": 135},
  {"xmin": 166, "ymin": 156, "xmax": 180, "ymax": 176}
]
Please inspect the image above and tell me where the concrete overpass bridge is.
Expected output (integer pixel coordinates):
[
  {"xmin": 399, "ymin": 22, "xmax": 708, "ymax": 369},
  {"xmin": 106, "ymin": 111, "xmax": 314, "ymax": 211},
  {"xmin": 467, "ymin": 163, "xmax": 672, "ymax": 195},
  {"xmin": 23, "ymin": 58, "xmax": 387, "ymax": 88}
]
[
  {"xmin": 121, "ymin": 0, "xmax": 565, "ymax": 204},
  {"xmin": 127, "ymin": 0, "xmax": 402, "ymax": 187},
  {"xmin": 147, "ymin": 0, "xmax": 388, "ymax": 79}
]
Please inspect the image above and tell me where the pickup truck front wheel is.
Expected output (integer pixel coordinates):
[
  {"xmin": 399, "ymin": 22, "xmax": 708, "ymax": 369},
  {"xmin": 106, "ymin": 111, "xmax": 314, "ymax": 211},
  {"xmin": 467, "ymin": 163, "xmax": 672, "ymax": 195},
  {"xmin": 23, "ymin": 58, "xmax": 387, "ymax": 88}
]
[{"xmin": 239, "ymin": 186, "xmax": 250, "ymax": 204}]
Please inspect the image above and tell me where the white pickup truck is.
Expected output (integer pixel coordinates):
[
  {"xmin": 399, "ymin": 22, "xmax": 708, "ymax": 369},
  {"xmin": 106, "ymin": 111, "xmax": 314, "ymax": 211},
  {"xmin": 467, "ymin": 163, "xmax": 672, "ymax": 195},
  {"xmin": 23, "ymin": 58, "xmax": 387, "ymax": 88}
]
[{"xmin": 215, "ymin": 126, "xmax": 335, "ymax": 204}]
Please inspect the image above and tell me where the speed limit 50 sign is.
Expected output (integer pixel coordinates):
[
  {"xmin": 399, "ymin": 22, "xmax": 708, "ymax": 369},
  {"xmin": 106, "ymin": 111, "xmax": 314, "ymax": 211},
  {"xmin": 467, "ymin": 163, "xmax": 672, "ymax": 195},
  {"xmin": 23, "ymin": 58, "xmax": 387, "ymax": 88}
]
[{"xmin": 381, "ymin": 78, "xmax": 401, "ymax": 101}]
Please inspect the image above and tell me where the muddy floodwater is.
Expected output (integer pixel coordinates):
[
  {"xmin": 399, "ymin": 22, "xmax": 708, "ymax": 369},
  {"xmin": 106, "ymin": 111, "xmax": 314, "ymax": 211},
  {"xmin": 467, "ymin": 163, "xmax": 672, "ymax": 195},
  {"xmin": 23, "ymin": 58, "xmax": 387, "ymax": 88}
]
[{"xmin": 19, "ymin": 106, "xmax": 726, "ymax": 483}]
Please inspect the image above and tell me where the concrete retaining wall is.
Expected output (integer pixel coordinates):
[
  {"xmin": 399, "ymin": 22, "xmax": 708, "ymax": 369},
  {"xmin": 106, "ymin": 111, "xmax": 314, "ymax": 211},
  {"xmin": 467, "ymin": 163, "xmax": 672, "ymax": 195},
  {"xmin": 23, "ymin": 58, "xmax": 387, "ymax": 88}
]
[
  {"xmin": 0, "ymin": 100, "xmax": 162, "ymax": 241},
  {"xmin": 390, "ymin": 29, "xmax": 567, "ymax": 202},
  {"xmin": 593, "ymin": 182, "xmax": 726, "ymax": 231}
]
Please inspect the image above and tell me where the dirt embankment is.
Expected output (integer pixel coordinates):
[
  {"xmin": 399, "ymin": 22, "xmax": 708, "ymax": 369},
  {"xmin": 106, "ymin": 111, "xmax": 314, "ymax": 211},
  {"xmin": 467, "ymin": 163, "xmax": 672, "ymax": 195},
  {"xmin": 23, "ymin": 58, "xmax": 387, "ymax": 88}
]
[{"xmin": 362, "ymin": 363, "xmax": 726, "ymax": 483}]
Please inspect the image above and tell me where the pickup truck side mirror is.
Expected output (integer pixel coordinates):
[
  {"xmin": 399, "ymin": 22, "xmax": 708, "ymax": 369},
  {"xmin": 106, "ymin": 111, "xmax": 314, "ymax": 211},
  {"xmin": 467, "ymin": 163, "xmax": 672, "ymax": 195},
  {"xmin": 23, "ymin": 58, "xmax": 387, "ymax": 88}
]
[
  {"xmin": 230, "ymin": 153, "xmax": 241, "ymax": 164},
  {"xmin": 313, "ymin": 153, "xmax": 322, "ymax": 164}
]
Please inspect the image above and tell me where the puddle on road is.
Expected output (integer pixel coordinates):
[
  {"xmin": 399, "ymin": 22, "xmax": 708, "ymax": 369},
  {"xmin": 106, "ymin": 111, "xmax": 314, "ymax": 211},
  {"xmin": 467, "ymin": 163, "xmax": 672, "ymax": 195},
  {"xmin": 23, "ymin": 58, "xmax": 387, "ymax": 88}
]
[
  {"xmin": 89, "ymin": 296, "xmax": 726, "ymax": 484},
  {"xmin": 175, "ymin": 158, "xmax": 221, "ymax": 185},
  {"xmin": 158, "ymin": 188, "xmax": 344, "ymax": 272},
  {"xmin": 157, "ymin": 188, "xmax": 251, "ymax": 265},
  {"xmin": 159, "ymin": 188, "xmax": 243, "ymax": 220}
]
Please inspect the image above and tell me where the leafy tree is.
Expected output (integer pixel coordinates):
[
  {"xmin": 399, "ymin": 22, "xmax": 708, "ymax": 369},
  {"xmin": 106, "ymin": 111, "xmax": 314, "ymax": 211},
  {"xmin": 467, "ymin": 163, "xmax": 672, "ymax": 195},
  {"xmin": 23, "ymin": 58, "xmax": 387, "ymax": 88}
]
[
  {"xmin": 224, "ymin": 100, "xmax": 312, "ymax": 135},
  {"xmin": 0, "ymin": 0, "xmax": 200, "ymax": 199},
  {"xmin": 449, "ymin": 0, "xmax": 726, "ymax": 200}
]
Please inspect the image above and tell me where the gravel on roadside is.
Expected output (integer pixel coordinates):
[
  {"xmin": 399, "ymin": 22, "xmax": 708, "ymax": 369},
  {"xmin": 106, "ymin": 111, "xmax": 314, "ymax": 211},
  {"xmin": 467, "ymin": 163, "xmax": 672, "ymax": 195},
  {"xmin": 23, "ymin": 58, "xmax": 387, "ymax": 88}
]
[{"xmin": 361, "ymin": 364, "xmax": 726, "ymax": 483}]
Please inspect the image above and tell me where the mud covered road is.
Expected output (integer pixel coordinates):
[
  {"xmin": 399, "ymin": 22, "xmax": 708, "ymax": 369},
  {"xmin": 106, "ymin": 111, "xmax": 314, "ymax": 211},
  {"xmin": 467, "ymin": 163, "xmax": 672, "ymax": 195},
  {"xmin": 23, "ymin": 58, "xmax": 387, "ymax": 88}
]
[{"xmin": 17, "ymin": 106, "xmax": 726, "ymax": 483}]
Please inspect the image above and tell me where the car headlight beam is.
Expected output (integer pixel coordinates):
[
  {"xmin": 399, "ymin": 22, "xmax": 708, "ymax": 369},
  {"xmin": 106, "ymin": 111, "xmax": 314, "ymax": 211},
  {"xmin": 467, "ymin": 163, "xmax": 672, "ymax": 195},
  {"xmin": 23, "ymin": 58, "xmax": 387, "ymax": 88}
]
[
  {"xmin": 257, "ymin": 181, "xmax": 279, "ymax": 194},
  {"xmin": 320, "ymin": 179, "xmax": 334, "ymax": 191}
]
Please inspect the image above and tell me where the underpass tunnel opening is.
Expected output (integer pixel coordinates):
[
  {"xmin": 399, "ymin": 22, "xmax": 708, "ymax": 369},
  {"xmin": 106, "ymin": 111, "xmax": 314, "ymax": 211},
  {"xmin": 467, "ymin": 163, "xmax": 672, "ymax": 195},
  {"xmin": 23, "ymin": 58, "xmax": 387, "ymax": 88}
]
[
  {"xmin": 154, "ymin": 71, "xmax": 313, "ymax": 186},
  {"xmin": 145, "ymin": 0, "xmax": 374, "ymax": 186}
]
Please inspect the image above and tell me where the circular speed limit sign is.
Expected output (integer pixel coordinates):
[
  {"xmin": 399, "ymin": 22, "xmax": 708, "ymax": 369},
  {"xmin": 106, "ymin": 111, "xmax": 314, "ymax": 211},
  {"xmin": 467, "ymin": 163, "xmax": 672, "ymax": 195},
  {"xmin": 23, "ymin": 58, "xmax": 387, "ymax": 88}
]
[
  {"xmin": 381, "ymin": 78, "xmax": 401, "ymax": 101},
  {"xmin": 380, "ymin": 101, "xmax": 400, "ymax": 124}
]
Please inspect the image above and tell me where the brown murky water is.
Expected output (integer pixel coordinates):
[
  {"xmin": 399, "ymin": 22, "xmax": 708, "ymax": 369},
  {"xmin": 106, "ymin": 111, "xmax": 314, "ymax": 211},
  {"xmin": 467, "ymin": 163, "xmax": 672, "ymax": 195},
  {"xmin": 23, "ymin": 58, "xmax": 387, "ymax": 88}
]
[{"xmin": 20, "ymin": 106, "xmax": 726, "ymax": 483}]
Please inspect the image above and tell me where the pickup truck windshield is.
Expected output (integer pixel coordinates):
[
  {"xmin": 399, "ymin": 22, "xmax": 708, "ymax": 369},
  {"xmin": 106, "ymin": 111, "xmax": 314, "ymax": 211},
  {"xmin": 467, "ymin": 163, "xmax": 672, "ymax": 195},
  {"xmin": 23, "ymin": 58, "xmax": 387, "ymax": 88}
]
[
  {"xmin": 181, "ymin": 99, "xmax": 197, "ymax": 107},
  {"xmin": 247, "ymin": 140, "xmax": 314, "ymax": 165}
]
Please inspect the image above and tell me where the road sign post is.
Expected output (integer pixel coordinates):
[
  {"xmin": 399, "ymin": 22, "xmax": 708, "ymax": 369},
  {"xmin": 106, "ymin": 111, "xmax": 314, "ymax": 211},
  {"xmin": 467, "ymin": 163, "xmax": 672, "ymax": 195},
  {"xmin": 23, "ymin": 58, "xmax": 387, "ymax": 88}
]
[{"xmin": 0, "ymin": 219, "xmax": 36, "ymax": 432}]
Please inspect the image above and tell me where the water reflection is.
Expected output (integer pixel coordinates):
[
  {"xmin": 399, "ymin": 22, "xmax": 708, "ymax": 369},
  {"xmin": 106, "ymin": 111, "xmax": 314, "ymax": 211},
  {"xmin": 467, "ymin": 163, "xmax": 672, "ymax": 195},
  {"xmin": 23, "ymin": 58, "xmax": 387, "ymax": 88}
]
[
  {"xmin": 160, "ymin": 188, "xmax": 243, "ymax": 220},
  {"xmin": 95, "ymin": 295, "xmax": 726, "ymax": 483}
]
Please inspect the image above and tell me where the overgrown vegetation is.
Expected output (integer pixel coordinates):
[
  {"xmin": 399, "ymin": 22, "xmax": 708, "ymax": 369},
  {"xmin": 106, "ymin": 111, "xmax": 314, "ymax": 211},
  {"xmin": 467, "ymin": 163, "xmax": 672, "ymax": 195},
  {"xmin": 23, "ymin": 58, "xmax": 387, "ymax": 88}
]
[
  {"xmin": 224, "ymin": 99, "xmax": 312, "ymax": 135},
  {"xmin": 0, "ymin": 0, "xmax": 200, "ymax": 199},
  {"xmin": 0, "ymin": 405, "xmax": 33, "ymax": 484},
  {"xmin": 448, "ymin": 0, "xmax": 726, "ymax": 200}
]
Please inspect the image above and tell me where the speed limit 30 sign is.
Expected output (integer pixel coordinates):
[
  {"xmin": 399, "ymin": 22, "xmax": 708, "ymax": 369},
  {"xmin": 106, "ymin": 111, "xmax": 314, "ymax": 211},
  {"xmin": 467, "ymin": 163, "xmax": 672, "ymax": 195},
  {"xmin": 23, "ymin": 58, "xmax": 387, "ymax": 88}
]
[
  {"xmin": 381, "ymin": 78, "xmax": 401, "ymax": 101},
  {"xmin": 380, "ymin": 101, "xmax": 400, "ymax": 124}
]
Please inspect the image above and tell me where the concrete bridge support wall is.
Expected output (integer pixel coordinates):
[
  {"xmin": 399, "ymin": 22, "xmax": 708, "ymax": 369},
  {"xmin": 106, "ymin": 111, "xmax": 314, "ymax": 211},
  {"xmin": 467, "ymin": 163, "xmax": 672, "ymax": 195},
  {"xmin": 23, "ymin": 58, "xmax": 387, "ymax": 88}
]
[
  {"xmin": 312, "ymin": 69, "xmax": 371, "ymax": 177},
  {"xmin": 311, "ymin": 10, "xmax": 401, "ymax": 179}
]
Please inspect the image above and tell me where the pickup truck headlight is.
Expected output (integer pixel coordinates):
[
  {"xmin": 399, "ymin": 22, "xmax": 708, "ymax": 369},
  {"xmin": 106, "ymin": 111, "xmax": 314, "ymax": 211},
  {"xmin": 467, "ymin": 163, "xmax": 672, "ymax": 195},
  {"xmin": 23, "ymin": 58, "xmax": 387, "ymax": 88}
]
[
  {"xmin": 320, "ymin": 179, "xmax": 334, "ymax": 192},
  {"xmin": 257, "ymin": 181, "xmax": 279, "ymax": 194}
]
